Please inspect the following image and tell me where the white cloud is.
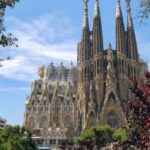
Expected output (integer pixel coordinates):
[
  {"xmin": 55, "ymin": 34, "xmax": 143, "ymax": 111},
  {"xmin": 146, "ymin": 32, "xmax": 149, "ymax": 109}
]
[
  {"xmin": 0, "ymin": 14, "xmax": 149, "ymax": 82},
  {"xmin": 0, "ymin": 14, "xmax": 77, "ymax": 82},
  {"xmin": 0, "ymin": 87, "xmax": 30, "ymax": 92},
  {"xmin": 0, "ymin": 56, "xmax": 38, "ymax": 81}
]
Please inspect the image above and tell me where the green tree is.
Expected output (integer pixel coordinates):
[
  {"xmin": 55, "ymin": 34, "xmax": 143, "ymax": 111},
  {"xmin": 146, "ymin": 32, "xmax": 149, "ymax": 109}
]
[
  {"xmin": 0, "ymin": 0, "xmax": 19, "ymax": 47},
  {"xmin": 125, "ymin": 72, "xmax": 150, "ymax": 149},
  {"xmin": 0, "ymin": 125, "xmax": 37, "ymax": 150},
  {"xmin": 113, "ymin": 128, "xmax": 127, "ymax": 142},
  {"xmin": 139, "ymin": 0, "xmax": 150, "ymax": 21},
  {"xmin": 77, "ymin": 125, "xmax": 115, "ymax": 149},
  {"xmin": 0, "ymin": 0, "xmax": 19, "ymax": 67}
]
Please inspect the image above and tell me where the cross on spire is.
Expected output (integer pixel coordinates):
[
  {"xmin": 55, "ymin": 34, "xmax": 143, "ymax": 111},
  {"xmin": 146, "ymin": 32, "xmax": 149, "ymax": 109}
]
[
  {"xmin": 127, "ymin": 0, "xmax": 131, "ymax": 14},
  {"xmin": 126, "ymin": 0, "xmax": 132, "ymax": 27},
  {"xmin": 84, "ymin": 0, "xmax": 88, "ymax": 16},
  {"xmin": 116, "ymin": 0, "xmax": 122, "ymax": 17},
  {"xmin": 94, "ymin": 0, "xmax": 100, "ymax": 17},
  {"xmin": 83, "ymin": 0, "xmax": 89, "ymax": 28}
]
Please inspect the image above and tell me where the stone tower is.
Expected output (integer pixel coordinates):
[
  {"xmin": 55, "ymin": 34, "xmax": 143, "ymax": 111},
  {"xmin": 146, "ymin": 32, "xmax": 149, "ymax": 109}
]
[{"xmin": 76, "ymin": 0, "xmax": 145, "ymax": 132}]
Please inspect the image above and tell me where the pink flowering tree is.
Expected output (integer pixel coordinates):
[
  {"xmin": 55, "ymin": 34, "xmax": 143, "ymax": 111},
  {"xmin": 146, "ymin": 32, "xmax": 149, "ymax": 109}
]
[{"xmin": 126, "ymin": 72, "xmax": 150, "ymax": 149}]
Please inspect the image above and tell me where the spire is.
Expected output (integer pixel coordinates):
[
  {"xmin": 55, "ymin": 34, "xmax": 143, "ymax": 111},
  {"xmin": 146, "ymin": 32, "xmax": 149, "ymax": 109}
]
[
  {"xmin": 58, "ymin": 62, "xmax": 65, "ymax": 81},
  {"xmin": 94, "ymin": 0, "xmax": 100, "ymax": 17},
  {"xmin": 127, "ymin": 0, "xmax": 133, "ymax": 28},
  {"xmin": 116, "ymin": 0, "xmax": 122, "ymax": 17},
  {"xmin": 108, "ymin": 43, "xmax": 112, "ymax": 51},
  {"xmin": 83, "ymin": 0, "xmax": 89, "ymax": 28},
  {"xmin": 67, "ymin": 61, "xmax": 74, "ymax": 84},
  {"xmin": 81, "ymin": 0, "xmax": 90, "ymax": 61},
  {"xmin": 126, "ymin": 0, "xmax": 139, "ymax": 61},
  {"xmin": 116, "ymin": 0, "xmax": 126, "ymax": 55},
  {"xmin": 64, "ymin": 82, "xmax": 73, "ymax": 100},
  {"xmin": 93, "ymin": 0, "xmax": 103, "ymax": 54}
]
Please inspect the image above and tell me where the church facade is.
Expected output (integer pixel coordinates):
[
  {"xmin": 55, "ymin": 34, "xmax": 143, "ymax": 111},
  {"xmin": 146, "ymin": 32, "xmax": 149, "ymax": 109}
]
[
  {"xmin": 76, "ymin": 0, "xmax": 146, "ymax": 132},
  {"xmin": 24, "ymin": 63, "xmax": 79, "ymax": 144},
  {"xmin": 24, "ymin": 0, "xmax": 147, "ymax": 144}
]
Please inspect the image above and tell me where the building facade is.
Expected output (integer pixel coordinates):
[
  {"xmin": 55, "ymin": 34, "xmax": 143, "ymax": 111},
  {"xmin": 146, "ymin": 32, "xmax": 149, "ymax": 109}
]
[
  {"xmin": 24, "ymin": 0, "xmax": 147, "ymax": 144},
  {"xmin": 76, "ymin": 0, "xmax": 146, "ymax": 132},
  {"xmin": 24, "ymin": 62, "xmax": 79, "ymax": 145}
]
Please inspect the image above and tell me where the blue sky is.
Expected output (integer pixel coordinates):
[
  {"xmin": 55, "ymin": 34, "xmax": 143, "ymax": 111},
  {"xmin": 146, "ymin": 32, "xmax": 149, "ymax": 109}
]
[{"xmin": 0, "ymin": 0, "xmax": 149, "ymax": 125}]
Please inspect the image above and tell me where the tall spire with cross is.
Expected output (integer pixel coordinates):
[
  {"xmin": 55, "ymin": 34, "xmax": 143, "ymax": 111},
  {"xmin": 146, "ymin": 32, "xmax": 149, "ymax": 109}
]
[
  {"xmin": 81, "ymin": 0, "xmax": 90, "ymax": 62},
  {"xmin": 82, "ymin": 0, "xmax": 89, "ymax": 28},
  {"xmin": 126, "ymin": 0, "xmax": 139, "ymax": 61},
  {"xmin": 127, "ymin": 0, "xmax": 132, "ymax": 27},
  {"xmin": 94, "ymin": 0, "xmax": 100, "ymax": 17},
  {"xmin": 93, "ymin": 0, "xmax": 104, "ymax": 55},
  {"xmin": 116, "ymin": 0, "xmax": 126, "ymax": 56},
  {"xmin": 116, "ymin": 0, "xmax": 122, "ymax": 17}
]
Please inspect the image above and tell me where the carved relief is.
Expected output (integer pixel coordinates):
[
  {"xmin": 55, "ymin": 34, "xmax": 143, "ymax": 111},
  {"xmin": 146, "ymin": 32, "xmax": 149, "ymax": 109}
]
[{"xmin": 38, "ymin": 65, "xmax": 46, "ymax": 79}]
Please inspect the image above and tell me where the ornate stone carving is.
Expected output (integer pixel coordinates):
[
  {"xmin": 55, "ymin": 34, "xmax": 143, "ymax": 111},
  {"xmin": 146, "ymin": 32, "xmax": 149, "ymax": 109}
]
[{"xmin": 38, "ymin": 65, "xmax": 46, "ymax": 79}]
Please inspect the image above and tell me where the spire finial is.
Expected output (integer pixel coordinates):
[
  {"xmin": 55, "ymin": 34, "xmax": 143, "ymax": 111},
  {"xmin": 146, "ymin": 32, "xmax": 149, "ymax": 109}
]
[
  {"xmin": 84, "ymin": 0, "xmax": 88, "ymax": 16},
  {"xmin": 126, "ymin": 0, "xmax": 132, "ymax": 27},
  {"xmin": 126, "ymin": 0, "xmax": 131, "ymax": 13},
  {"xmin": 83, "ymin": 0, "xmax": 89, "ymax": 28},
  {"xmin": 108, "ymin": 43, "xmax": 112, "ymax": 50},
  {"xmin": 117, "ymin": 0, "xmax": 121, "ymax": 6},
  {"xmin": 116, "ymin": 0, "xmax": 122, "ymax": 17},
  {"xmin": 94, "ymin": 0, "xmax": 100, "ymax": 17}
]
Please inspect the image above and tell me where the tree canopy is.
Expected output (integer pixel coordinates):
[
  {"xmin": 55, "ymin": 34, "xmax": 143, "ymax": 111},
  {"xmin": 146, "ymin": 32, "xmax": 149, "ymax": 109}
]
[
  {"xmin": 77, "ymin": 125, "xmax": 127, "ymax": 149},
  {"xmin": 113, "ymin": 128, "xmax": 127, "ymax": 142},
  {"xmin": 125, "ymin": 72, "xmax": 150, "ymax": 149},
  {"xmin": 0, "ymin": 0, "xmax": 19, "ymax": 47},
  {"xmin": 0, "ymin": 125, "xmax": 37, "ymax": 150}
]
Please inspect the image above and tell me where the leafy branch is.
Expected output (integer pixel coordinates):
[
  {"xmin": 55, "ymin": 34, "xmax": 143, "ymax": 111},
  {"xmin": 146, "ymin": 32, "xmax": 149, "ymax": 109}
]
[
  {"xmin": 138, "ymin": 0, "xmax": 150, "ymax": 22},
  {"xmin": 0, "ymin": 0, "xmax": 19, "ymax": 47}
]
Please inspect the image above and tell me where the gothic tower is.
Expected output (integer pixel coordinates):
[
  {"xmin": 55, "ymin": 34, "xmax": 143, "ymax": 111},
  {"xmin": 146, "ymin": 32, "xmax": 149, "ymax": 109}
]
[
  {"xmin": 126, "ymin": 0, "xmax": 139, "ymax": 80},
  {"xmin": 77, "ymin": 0, "xmax": 105, "ymax": 131},
  {"xmin": 92, "ymin": 0, "xmax": 104, "ymax": 119},
  {"xmin": 77, "ymin": 0, "xmax": 144, "ymax": 132}
]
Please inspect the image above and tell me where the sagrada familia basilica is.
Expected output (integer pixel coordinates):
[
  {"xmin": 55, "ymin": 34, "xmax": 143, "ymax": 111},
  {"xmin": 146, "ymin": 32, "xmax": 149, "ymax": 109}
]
[{"xmin": 24, "ymin": 0, "xmax": 147, "ymax": 145}]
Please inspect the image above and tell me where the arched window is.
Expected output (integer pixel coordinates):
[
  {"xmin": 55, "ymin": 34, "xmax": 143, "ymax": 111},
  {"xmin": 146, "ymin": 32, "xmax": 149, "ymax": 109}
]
[
  {"xmin": 49, "ymin": 129, "xmax": 57, "ymax": 139},
  {"xmin": 97, "ymin": 60, "xmax": 100, "ymax": 74},
  {"xmin": 41, "ymin": 128, "xmax": 48, "ymax": 137},
  {"xmin": 89, "ymin": 111, "xmax": 95, "ymax": 118},
  {"xmin": 40, "ymin": 116, "xmax": 47, "ymax": 128},
  {"xmin": 53, "ymin": 115, "xmax": 60, "ymax": 127},
  {"xmin": 131, "ymin": 66, "xmax": 133, "ymax": 77},
  {"xmin": 64, "ymin": 115, "xmax": 72, "ymax": 126},
  {"xmin": 128, "ymin": 64, "xmax": 130, "ymax": 77},
  {"xmin": 122, "ymin": 59, "xmax": 124, "ymax": 74},
  {"xmin": 107, "ymin": 111, "xmax": 119, "ymax": 128},
  {"xmin": 28, "ymin": 116, "xmax": 35, "ymax": 128},
  {"xmin": 58, "ymin": 129, "xmax": 66, "ymax": 139},
  {"xmin": 108, "ymin": 93, "xmax": 116, "ymax": 104},
  {"xmin": 90, "ymin": 65, "xmax": 94, "ymax": 80},
  {"xmin": 84, "ymin": 67, "xmax": 87, "ymax": 81}
]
